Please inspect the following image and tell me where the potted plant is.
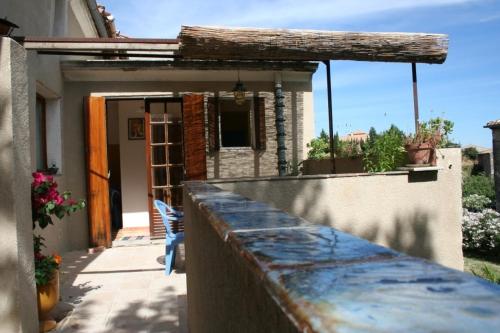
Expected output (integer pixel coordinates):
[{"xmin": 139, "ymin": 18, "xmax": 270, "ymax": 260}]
[
  {"xmin": 31, "ymin": 172, "xmax": 85, "ymax": 332},
  {"xmin": 404, "ymin": 118, "xmax": 454, "ymax": 166}
]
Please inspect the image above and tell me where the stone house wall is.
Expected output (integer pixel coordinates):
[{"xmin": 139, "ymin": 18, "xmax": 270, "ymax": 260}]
[{"xmin": 206, "ymin": 91, "xmax": 304, "ymax": 179}]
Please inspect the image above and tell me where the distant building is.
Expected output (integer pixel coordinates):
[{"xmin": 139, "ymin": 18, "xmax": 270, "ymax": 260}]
[
  {"xmin": 462, "ymin": 144, "xmax": 494, "ymax": 178},
  {"xmin": 341, "ymin": 130, "xmax": 368, "ymax": 142}
]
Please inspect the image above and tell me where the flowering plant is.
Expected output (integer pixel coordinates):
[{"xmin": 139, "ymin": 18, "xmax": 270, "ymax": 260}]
[
  {"xmin": 32, "ymin": 172, "xmax": 85, "ymax": 286},
  {"xmin": 34, "ymin": 235, "xmax": 61, "ymax": 285},
  {"xmin": 32, "ymin": 172, "xmax": 85, "ymax": 229},
  {"xmin": 462, "ymin": 208, "xmax": 500, "ymax": 252}
]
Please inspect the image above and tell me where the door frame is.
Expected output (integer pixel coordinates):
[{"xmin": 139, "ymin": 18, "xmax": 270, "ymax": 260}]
[{"xmin": 144, "ymin": 97, "xmax": 185, "ymax": 237}]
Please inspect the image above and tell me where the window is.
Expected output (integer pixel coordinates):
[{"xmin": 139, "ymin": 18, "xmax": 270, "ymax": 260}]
[
  {"xmin": 208, "ymin": 96, "xmax": 266, "ymax": 152},
  {"xmin": 219, "ymin": 99, "xmax": 251, "ymax": 147},
  {"xmin": 35, "ymin": 95, "xmax": 47, "ymax": 171}
]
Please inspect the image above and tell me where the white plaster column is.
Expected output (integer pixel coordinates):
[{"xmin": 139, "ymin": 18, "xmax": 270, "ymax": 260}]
[{"xmin": 0, "ymin": 37, "xmax": 38, "ymax": 333}]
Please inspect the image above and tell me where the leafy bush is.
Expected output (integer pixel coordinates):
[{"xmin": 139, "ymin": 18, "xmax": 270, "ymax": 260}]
[
  {"xmin": 307, "ymin": 130, "xmax": 329, "ymax": 160},
  {"xmin": 363, "ymin": 125, "xmax": 406, "ymax": 172},
  {"xmin": 307, "ymin": 130, "xmax": 363, "ymax": 160},
  {"xmin": 463, "ymin": 174, "xmax": 495, "ymax": 204},
  {"xmin": 462, "ymin": 208, "xmax": 500, "ymax": 252},
  {"xmin": 463, "ymin": 147, "xmax": 479, "ymax": 161},
  {"xmin": 426, "ymin": 117, "xmax": 456, "ymax": 148},
  {"xmin": 463, "ymin": 194, "xmax": 491, "ymax": 212}
]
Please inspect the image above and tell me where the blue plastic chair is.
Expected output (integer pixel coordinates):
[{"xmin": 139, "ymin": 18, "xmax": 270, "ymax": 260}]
[{"xmin": 154, "ymin": 200, "xmax": 185, "ymax": 275}]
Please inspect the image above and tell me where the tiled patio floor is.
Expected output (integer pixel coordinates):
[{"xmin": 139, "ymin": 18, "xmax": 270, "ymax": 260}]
[{"xmin": 54, "ymin": 244, "xmax": 187, "ymax": 333}]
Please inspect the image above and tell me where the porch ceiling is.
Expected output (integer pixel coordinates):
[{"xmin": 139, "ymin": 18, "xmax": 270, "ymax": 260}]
[{"xmin": 61, "ymin": 60, "xmax": 317, "ymax": 82}]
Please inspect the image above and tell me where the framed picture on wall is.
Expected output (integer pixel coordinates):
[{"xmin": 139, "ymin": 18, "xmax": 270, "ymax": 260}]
[{"xmin": 128, "ymin": 118, "xmax": 145, "ymax": 140}]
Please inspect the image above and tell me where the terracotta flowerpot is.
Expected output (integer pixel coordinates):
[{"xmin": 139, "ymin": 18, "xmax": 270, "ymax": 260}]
[
  {"xmin": 405, "ymin": 142, "xmax": 434, "ymax": 165},
  {"xmin": 37, "ymin": 270, "xmax": 59, "ymax": 333}
]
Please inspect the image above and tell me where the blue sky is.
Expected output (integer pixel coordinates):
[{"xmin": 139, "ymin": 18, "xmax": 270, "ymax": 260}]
[{"xmin": 103, "ymin": 0, "xmax": 500, "ymax": 147}]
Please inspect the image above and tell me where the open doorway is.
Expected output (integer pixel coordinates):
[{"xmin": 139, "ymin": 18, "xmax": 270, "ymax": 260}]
[
  {"xmin": 85, "ymin": 94, "xmax": 204, "ymax": 248},
  {"xmin": 105, "ymin": 98, "xmax": 186, "ymax": 242},
  {"xmin": 106, "ymin": 99, "xmax": 150, "ymax": 242}
]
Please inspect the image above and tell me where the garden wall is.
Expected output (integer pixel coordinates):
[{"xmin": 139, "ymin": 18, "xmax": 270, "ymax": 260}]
[
  {"xmin": 302, "ymin": 157, "xmax": 364, "ymax": 174},
  {"xmin": 215, "ymin": 148, "xmax": 464, "ymax": 270}
]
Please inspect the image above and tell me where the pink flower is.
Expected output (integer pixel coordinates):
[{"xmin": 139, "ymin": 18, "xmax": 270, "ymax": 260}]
[
  {"xmin": 47, "ymin": 188, "xmax": 59, "ymax": 201},
  {"xmin": 55, "ymin": 196, "xmax": 64, "ymax": 205},
  {"xmin": 32, "ymin": 172, "xmax": 47, "ymax": 187}
]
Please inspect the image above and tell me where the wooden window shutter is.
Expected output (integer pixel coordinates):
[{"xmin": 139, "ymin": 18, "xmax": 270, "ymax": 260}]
[
  {"xmin": 253, "ymin": 96, "xmax": 266, "ymax": 150},
  {"xmin": 207, "ymin": 97, "xmax": 219, "ymax": 152},
  {"xmin": 183, "ymin": 94, "xmax": 207, "ymax": 180},
  {"xmin": 84, "ymin": 96, "xmax": 111, "ymax": 248}
]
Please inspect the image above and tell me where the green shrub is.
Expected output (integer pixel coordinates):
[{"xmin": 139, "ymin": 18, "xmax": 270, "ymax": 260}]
[
  {"xmin": 463, "ymin": 147, "xmax": 479, "ymax": 161},
  {"xmin": 463, "ymin": 174, "xmax": 495, "ymax": 203},
  {"xmin": 463, "ymin": 194, "xmax": 491, "ymax": 212},
  {"xmin": 307, "ymin": 130, "xmax": 329, "ymax": 160},
  {"xmin": 363, "ymin": 125, "xmax": 406, "ymax": 172},
  {"xmin": 307, "ymin": 130, "xmax": 363, "ymax": 160}
]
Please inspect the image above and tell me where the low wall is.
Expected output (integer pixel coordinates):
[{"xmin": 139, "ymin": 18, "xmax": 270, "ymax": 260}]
[
  {"xmin": 184, "ymin": 181, "xmax": 500, "ymax": 333},
  {"xmin": 216, "ymin": 148, "xmax": 463, "ymax": 270},
  {"xmin": 302, "ymin": 157, "xmax": 364, "ymax": 175}
]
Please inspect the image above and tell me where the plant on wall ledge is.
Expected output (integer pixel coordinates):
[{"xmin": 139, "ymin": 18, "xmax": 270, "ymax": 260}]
[
  {"xmin": 363, "ymin": 125, "xmax": 406, "ymax": 172},
  {"xmin": 306, "ymin": 130, "xmax": 363, "ymax": 160},
  {"xmin": 404, "ymin": 117, "xmax": 457, "ymax": 165},
  {"xmin": 307, "ymin": 129, "xmax": 330, "ymax": 160},
  {"xmin": 31, "ymin": 172, "xmax": 85, "ymax": 332}
]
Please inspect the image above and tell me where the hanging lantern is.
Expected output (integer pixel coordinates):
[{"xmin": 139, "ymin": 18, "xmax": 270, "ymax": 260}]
[
  {"xmin": 232, "ymin": 80, "xmax": 246, "ymax": 105},
  {"xmin": 232, "ymin": 69, "xmax": 246, "ymax": 105}
]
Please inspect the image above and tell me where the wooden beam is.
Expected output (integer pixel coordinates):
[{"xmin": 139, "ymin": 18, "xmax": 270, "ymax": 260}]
[
  {"xmin": 21, "ymin": 37, "xmax": 179, "ymax": 51},
  {"xmin": 179, "ymin": 26, "xmax": 448, "ymax": 64}
]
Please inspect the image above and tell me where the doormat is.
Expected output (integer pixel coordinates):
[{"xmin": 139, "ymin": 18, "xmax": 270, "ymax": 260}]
[{"xmin": 112, "ymin": 235, "xmax": 151, "ymax": 247}]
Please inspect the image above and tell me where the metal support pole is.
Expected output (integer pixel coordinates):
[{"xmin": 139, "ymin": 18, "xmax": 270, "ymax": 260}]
[
  {"xmin": 274, "ymin": 76, "xmax": 287, "ymax": 176},
  {"xmin": 324, "ymin": 60, "xmax": 336, "ymax": 174},
  {"xmin": 412, "ymin": 63, "xmax": 420, "ymax": 133}
]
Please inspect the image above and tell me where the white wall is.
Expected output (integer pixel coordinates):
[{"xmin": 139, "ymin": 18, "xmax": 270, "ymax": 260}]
[{"xmin": 117, "ymin": 100, "xmax": 149, "ymax": 228}]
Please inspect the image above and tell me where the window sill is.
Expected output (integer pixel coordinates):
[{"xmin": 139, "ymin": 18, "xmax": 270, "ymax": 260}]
[
  {"xmin": 220, "ymin": 147, "xmax": 254, "ymax": 151},
  {"xmin": 397, "ymin": 166, "xmax": 443, "ymax": 172}
]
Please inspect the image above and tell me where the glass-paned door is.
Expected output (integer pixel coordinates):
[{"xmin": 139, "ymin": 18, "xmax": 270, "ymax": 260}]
[{"xmin": 145, "ymin": 99, "xmax": 184, "ymax": 238}]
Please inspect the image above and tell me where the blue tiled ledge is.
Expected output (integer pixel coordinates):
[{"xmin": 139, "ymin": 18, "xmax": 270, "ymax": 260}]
[{"xmin": 185, "ymin": 181, "xmax": 500, "ymax": 333}]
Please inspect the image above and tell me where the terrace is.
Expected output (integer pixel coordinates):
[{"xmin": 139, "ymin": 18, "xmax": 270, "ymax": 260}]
[{"xmin": 2, "ymin": 24, "xmax": 500, "ymax": 333}]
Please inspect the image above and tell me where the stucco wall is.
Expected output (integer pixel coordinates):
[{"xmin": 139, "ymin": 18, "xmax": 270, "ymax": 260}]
[
  {"xmin": 3, "ymin": 0, "xmax": 100, "ymax": 254},
  {"xmin": 216, "ymin": 148, "xmax": 464, "ymax": 270},
  {"xmin": 0, "ymin": 37, "xmax": 38, "ymax": 333}
]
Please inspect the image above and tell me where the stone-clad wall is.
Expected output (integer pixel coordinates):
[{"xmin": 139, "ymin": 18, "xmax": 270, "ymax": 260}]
[{"xmin": 206, "ymin": 91, "xmax": 304, "ymax": 179}]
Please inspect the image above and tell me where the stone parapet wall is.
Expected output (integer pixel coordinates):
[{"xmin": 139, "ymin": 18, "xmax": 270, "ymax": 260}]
[{"xmin": 184, "ymin": 181, "xmax": 500, "ymax": 333}]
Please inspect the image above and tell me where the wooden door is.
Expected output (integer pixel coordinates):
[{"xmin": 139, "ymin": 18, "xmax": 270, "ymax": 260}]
[
  {"xmin": 145, "ymin": 99, "xmax": 185, "ymax": 237},
  {"xmin": 85, "ymin": 96, "xmax": 111, "ymax": 248}
]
